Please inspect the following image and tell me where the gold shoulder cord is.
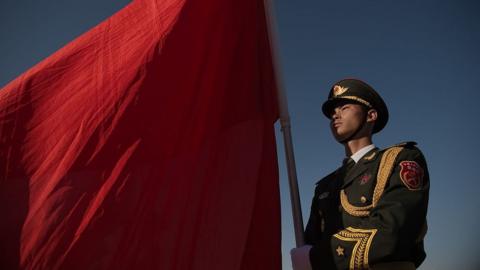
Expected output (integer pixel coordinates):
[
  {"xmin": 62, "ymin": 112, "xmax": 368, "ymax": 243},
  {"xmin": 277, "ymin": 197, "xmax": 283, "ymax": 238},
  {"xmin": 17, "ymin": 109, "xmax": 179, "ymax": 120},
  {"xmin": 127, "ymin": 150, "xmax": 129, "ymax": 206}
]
[{"xmin": 340, "ymin": 146, "xmax": 404, "ymax": 217}]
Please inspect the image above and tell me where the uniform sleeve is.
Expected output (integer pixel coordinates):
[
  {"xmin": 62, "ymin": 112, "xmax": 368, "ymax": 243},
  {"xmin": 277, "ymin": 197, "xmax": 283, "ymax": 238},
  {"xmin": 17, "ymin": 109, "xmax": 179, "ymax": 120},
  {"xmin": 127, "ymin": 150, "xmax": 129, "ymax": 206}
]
[
  {"xmin": 304, "ymin": 187, "xmax": 326, "ymax": 270},
  {"xmin": 305, "ymin": 175, "xmax": 339, "ymax": 270},
  {"xmin": 327, "ymin": 147, "xmax": 429, "ymax": 269},
  {"xmin": 305, "ymin": 172, "xmax": 339, "ymax": 247},
  {"xmin": 305, "ymin": 186, "xmax": 322, "ymax": 245}
]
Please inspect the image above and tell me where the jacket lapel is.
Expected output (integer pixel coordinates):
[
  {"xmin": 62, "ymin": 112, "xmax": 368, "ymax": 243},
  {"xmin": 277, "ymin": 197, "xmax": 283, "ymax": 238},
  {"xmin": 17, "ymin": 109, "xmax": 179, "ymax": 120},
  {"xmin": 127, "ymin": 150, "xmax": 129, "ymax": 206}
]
[{"xmin": 341, "ymin": 148, "xmax": 380, "ymax": 188}]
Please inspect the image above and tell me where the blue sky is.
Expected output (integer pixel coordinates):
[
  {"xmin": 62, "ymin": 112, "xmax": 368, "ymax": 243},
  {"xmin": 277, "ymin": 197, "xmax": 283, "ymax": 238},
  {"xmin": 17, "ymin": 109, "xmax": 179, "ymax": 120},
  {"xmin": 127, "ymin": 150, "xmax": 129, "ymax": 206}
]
[{"xmin": 1, "ymin": 1, "xmax": 479, "ymax": 269}]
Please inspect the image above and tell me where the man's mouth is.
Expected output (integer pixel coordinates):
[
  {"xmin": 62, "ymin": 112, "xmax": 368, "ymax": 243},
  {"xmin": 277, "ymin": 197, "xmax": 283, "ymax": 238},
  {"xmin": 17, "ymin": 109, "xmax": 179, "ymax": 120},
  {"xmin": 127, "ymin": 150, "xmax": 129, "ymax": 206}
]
[{"xmin": 332, "ymin": 121, "xmax": 342, "ymax": 128}]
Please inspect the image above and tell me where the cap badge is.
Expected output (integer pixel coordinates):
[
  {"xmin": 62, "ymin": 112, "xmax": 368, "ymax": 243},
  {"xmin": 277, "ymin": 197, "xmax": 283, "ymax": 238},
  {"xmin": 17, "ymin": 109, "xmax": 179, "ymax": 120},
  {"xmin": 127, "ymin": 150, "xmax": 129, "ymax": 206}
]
[{"xmin": 333, "ymin": 85, "xmax": 349, "ymax": 96}]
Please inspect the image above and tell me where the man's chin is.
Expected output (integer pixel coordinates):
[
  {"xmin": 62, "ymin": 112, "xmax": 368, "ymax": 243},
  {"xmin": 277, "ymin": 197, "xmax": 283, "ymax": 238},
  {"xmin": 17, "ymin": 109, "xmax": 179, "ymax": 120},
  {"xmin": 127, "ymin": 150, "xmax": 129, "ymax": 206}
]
[
  {"xmin": 332, "ymin": 131, "xmax": 352, "ymax": 143},
  {"xmin": 332, "ymin": 133, "xmax": 347, "ymax": 143}
]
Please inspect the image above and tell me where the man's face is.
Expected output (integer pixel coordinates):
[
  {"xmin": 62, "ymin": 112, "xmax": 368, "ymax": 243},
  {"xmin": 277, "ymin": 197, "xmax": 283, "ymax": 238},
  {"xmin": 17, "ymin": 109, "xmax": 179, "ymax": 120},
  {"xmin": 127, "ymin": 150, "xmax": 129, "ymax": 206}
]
[{"xmin": 329, "ymin": 102, "xmax": 366, "ymax": 142}]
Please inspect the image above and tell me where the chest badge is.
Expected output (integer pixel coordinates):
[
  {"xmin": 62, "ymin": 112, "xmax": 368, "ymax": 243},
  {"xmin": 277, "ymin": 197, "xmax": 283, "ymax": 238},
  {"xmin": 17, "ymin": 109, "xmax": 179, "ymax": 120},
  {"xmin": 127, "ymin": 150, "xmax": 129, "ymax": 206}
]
[{"xmin": 359, "ymin": 173, "xmax": 372, "ymax": 185}]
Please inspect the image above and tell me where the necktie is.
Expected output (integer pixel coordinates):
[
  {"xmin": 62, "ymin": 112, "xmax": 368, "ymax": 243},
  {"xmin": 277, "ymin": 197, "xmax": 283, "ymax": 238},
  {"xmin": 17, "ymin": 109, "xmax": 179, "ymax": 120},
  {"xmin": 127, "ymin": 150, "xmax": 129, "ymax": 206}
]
[{"xmin": 340, "ymin": 157, "xmax": 355, "ymax": 178}]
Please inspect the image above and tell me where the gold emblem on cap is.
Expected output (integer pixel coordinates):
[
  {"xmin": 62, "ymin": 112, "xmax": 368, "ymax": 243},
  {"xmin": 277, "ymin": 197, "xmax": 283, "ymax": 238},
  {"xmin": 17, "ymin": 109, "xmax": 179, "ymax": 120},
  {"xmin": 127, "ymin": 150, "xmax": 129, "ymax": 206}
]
[{"xmin": 333, "ymin": 85, "xmax": 349, "ymax": 96}]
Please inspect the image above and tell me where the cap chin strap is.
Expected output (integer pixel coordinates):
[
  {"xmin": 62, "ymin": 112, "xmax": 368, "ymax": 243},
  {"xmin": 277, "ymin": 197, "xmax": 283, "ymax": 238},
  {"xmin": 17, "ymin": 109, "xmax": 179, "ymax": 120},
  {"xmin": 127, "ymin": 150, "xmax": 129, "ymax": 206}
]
[{"xmin": 339, "ymin": 111, "xmax": 369, "ymax": 144}]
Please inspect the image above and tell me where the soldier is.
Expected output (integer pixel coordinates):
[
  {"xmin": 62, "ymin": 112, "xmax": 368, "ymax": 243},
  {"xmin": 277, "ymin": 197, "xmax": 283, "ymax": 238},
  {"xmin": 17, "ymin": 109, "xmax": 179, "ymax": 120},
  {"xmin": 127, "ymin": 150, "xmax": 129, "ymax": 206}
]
[{"xmin": 291, "ymin": 79, "xmax": 429, "ymax": 270}]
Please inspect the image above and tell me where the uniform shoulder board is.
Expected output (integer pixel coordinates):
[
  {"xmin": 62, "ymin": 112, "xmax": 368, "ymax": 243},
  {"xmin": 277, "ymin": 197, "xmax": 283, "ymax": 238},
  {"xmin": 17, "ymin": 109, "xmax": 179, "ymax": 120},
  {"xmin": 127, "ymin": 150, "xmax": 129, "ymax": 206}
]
[
  {"xmin": 385, "ymin": 141, "xmax": 417, "ymax": 149},
  {"xmin": 315, "ymin": 171, "xmax": 337, "ymax": 185}
]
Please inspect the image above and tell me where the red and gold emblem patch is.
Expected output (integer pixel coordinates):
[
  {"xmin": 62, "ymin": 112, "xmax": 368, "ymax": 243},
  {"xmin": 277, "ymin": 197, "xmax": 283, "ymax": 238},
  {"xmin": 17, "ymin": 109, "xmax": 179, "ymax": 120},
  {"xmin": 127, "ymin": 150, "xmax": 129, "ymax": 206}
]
[{"xmin": 399, "ymin": 161, "xmax": 424, "ymax": 190}]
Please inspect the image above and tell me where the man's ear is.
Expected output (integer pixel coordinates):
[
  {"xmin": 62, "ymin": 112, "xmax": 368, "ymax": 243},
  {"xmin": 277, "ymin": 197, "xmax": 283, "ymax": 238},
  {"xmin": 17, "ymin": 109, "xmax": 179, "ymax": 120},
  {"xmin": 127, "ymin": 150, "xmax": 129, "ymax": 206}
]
[{"xmin": 366, "ymin": 109, "xmax": 378, "ymax": 123}]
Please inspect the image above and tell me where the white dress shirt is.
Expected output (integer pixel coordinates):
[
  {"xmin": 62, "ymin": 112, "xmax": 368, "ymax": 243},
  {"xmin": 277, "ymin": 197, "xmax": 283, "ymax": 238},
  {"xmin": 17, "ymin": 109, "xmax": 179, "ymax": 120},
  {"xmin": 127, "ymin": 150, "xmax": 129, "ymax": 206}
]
[{"xmin": 350, "ymin": 144, "xmax": 376, "ymax": 163}]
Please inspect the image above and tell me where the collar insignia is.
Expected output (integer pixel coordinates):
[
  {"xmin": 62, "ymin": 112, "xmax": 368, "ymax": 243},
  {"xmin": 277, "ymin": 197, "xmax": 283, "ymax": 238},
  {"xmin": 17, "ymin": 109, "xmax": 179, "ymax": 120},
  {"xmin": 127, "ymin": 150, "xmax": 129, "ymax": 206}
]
[
  {"xmin": 333, "ymin": 85, "xmax": 349, "ymax": 96},
  {"xmin": 363, "ymin": 152, "xmax": 376, "ymax": 161}
]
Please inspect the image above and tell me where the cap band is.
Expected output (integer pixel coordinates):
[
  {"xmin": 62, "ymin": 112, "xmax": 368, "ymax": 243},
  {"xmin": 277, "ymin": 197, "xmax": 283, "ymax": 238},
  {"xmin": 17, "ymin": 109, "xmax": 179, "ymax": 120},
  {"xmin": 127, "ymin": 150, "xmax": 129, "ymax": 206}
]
[{"xmin": 339, "ymin": 96, "xmax": 372, "ymax": 108}]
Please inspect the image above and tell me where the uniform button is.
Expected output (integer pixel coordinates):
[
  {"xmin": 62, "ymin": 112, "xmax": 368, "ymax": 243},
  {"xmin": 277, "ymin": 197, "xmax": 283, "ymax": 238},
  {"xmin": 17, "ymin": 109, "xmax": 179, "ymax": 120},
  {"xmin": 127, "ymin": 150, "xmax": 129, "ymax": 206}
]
[{"xmin": 360, "ymin": 196, "xmax": 367, "ymax": 203}]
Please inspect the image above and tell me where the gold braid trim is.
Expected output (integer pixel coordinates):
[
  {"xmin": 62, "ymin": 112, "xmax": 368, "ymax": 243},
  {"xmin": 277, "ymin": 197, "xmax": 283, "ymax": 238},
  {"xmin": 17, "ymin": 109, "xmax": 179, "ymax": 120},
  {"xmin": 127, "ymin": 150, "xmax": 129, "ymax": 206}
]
[
  {"xmin": 371, "ymin": 147, "xmax": 403, "ymax": 207},
  {"xmin": 340, "ymin": 190, "xmax": 370, "ymax": 216},
  {"xmin": 340, "ymin": 147, "xmax": 404, "ymax": 217},
  {"xmin": 334, "ymin": 227, "xmax": 377, "ymax": 270},
  {"xmin": 339, "ymin": 96, "xmax": 372, "ymax": 108}
]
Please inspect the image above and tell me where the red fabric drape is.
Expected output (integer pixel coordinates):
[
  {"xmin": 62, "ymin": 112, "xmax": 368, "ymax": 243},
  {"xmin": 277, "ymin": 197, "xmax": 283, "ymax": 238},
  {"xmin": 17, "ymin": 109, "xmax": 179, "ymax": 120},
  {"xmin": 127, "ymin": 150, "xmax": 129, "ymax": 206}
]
[{"xmin": 0, "ymin": 0, "xmax": 280, "ymax": 269}]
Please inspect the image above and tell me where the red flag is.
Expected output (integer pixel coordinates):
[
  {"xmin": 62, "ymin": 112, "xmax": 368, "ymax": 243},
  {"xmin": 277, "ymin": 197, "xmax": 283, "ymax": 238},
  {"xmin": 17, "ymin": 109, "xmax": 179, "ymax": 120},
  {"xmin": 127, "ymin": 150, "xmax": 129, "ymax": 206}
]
[{"xmin": 0, "ymin": 0, "xmax": 280, "ymax": 269}]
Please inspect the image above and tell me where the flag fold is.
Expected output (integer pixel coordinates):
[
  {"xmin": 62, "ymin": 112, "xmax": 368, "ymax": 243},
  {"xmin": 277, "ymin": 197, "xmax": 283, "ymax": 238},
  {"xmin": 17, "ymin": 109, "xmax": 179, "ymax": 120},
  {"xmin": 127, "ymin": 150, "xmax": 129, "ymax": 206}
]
[{"xmin": 0, "ymin": 0, "xmax": 280, "ymax": 269}]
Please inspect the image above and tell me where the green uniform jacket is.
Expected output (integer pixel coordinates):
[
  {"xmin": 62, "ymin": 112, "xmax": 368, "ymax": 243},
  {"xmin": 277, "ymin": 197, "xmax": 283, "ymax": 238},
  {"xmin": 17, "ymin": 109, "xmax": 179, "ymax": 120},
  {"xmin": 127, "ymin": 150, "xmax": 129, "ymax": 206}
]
[{"xmin": 305, "ymin": 142, "xmax": 429, "ymax": 270}]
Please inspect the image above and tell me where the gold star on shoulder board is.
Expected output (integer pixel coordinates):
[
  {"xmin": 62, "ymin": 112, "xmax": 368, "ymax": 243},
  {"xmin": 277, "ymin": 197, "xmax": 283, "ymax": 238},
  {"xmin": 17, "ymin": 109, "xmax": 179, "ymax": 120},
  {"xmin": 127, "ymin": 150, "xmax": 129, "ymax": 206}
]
[{"xmin": 336, "ymin": 246, "xmax": 345, "ymax": 256}]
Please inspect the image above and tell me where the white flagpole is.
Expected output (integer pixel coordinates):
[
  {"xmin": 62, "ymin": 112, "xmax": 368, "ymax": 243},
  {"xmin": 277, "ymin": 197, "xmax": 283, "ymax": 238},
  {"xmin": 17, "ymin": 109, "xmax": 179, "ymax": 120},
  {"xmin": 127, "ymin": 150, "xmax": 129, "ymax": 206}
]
[{"xmin": 264, "ymin": 0, "xmax": 305, "ymax": 247}]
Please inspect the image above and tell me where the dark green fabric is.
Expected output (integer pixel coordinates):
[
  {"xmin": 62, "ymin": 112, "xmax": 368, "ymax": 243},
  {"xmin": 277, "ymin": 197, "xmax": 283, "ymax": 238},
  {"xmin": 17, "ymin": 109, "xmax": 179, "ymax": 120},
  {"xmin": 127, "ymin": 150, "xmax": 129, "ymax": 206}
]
[{"xmin": 305, "ymin": 142, "xmax": 429, "ymax": 270}]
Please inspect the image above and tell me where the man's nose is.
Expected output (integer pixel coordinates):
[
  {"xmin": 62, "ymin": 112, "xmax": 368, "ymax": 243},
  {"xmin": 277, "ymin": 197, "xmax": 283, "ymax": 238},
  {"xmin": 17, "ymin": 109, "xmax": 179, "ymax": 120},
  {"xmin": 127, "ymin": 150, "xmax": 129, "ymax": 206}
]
[{"xmin": 331, "ymin": 109, "xmax": 340, "ymax": 120}]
